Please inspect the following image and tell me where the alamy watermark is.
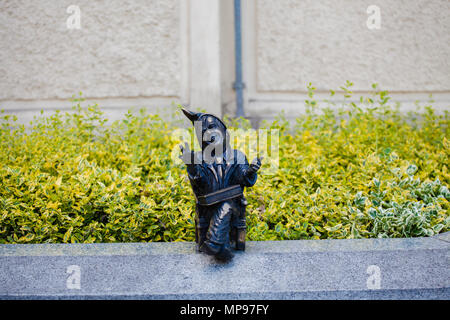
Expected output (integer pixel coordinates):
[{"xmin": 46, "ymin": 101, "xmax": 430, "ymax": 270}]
[
  {"xmin": 366, "ymin": 265, "xmax": 381, "ymax": 289},
  {"xmin": 366, "ymin": 5, "xmax": 381, "ymax": 30},
  {"xmin": 171, "ymin": 124, "xmax": 280, "ymax": 175},
  {"xmin": 66, "ymin": 5, "xmax": 81, "ymax": 30},
  {"xmin": 66, "ymin": 265, "xmax": 81, "ymax": 289}
]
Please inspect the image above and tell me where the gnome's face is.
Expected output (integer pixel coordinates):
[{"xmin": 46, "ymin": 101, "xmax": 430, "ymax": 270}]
[
  {"xmin": 199, "ymin": 115, "xmax": 226, "ymax": 150},
  {"xmin": 182, "ymin": 109, "xmax": 229, "ymax": 154}
]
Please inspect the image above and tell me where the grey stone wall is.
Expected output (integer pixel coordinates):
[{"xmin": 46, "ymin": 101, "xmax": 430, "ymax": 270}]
[
  {"xmin": 0, "ymin": 0, "xmax": 181, "ymax": 100},
  {"xmin": 0, "ymin": 0, "xmax": 449, "ymax": 119},
  {"xmin": 256, "ymin": 0, "xmax": 450, "ymax": 92}
]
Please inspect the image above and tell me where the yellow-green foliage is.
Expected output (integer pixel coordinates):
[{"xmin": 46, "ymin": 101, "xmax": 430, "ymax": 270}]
[{"xmin": 0, "ymin": 87, "xmax": 449, "ymax": 244}]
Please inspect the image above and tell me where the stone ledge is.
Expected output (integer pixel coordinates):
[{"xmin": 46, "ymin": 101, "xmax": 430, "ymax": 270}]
[{"xmin": 1, "ymin": 233, "xmax": 449, "ymax": 300}]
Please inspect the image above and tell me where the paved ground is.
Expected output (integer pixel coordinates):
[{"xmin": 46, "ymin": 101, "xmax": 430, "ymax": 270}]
[{"xmin": 0, "ymin": 233, "xmax": 449, "ymax": 299}]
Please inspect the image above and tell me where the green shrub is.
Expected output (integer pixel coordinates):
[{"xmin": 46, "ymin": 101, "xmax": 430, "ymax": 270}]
[{"xmin": 0, "ymin": 86, "xmax": 448, "ymax": 243}]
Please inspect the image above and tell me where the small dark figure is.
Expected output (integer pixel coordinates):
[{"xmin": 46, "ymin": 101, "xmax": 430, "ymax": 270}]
[{"xmin": 180, "ymin": 108, "xmax": 262, "ymax": 261}]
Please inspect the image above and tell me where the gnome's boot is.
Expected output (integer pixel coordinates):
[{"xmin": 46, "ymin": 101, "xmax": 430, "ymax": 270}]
[
  {"xmin": 199, "ymin": 239, "xmax": 221, "ymax": 255},
  {"xmin": 200, "ymin": 202, "xmax": 234, "ymax": 261},
  {"xmin": 215, "ymin": 245, "xmax": 234, "ymax": 262},
  {"xmin": 210, "ymin": 232, "xmax": 234, "ymax": 262}
]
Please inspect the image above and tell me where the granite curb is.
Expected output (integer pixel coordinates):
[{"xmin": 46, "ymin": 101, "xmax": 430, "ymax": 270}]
[{"xmin": 1, "ymin": 232, "xmax": 449, "ymax": 300}]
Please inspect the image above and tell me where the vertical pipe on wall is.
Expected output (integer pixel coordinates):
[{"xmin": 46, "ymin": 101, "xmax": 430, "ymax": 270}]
[{"xmin": 233, "ymin": 0, "xmax": 245, "ymax": 118}]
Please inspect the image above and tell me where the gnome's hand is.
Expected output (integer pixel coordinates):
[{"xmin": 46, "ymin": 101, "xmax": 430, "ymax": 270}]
[
  {"xmin": 179, "ymin": 142, "xmax": 194, "ymax": 165},
  {"xmin": 249, "ymin": 156, "xmax": 263, "ymax": 173}
]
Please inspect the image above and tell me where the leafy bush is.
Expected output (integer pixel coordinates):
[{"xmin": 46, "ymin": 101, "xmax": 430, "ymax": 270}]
[{"xmin": 0, "ymin": 86, "xmax": 448, "ymax": 243}]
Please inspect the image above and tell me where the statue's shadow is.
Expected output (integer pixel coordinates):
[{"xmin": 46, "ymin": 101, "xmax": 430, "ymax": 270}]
[{"xmin": 200, "ymin": 250, "xmax": 244, "ymax": 270}]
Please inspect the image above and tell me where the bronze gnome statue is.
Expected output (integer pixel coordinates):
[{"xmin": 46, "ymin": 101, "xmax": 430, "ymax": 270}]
[{"xmin": 180, "ymin": 108, "xmax": 262, "ymax": 261}]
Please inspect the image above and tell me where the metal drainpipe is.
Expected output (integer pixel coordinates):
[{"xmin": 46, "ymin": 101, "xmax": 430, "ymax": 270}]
[{"xmin": 233, "ymin": 0, "xmax": 245, "ymax": 118}]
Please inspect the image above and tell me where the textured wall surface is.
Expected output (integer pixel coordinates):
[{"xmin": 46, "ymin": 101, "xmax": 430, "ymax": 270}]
[
  {"xmin": 0, "ymin": 0, "xmax": 180, "ymax": 100},
  {"xmin": 1, "ymin": 0, "xmax": 448, "ymax": 116},
  {"xmin": 256, "ymin": 0, "xmax": 450, "ymax": 92}
]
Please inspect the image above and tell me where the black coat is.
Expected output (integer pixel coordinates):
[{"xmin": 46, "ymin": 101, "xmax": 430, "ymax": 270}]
[
  {"xmin": 186, "ymin": 148, "xmax": 257, "ymax": 194},
  {"xmin": 185, "ymin": 148, "xmax": 257, "ymax": 245}
]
